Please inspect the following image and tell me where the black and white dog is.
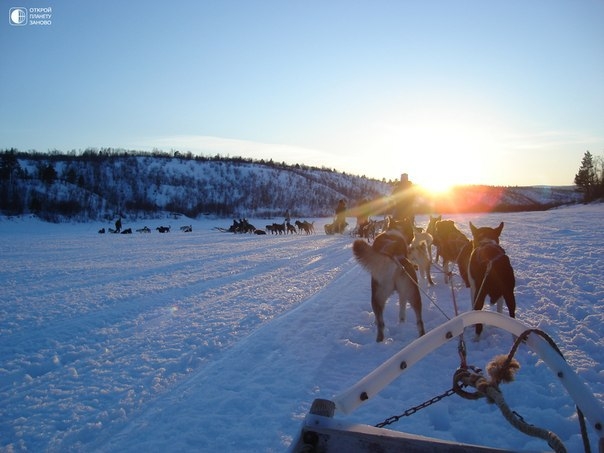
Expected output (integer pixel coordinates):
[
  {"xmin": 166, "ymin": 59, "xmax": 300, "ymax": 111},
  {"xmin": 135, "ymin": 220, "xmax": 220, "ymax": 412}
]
[
  {"xmin": 353, "ymin": 217, "xmax": 425, "ymax": 342},
  {"xmin": 468, "ymin": 222, "xmax": 516, "ymax": 337}
]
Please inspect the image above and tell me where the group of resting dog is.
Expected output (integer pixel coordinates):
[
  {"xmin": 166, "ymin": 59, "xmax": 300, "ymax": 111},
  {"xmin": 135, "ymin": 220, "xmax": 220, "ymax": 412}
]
[
  {"xmin": 220, "ymin": 218, "xmax": 316, "ymax": 235},
  {"xmin": 100, "ymin": 225, "xmax": 192, "ymax": 234},
  {"xmin": 353, "ymin": 215, "xmax": 516, "ymax": 343}
]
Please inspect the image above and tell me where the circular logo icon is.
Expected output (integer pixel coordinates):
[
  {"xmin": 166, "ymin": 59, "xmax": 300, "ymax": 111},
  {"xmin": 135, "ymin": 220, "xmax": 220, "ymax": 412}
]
[{"xmin": 9, "ymin": 7, "xmax": 27, "ymax": 26}]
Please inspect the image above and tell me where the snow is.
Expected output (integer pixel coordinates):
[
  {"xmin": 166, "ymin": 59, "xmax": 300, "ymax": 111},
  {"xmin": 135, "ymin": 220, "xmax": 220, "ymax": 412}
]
[{"xmin": 1, "ymin": 204, "xmax": 602, "ymax": 452}]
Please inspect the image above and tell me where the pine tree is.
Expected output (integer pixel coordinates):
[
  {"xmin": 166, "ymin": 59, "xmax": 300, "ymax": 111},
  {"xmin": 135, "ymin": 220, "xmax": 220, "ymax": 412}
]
[
  {"xmin": 574, "ymin": 151, "xmax": 597, "ymax": 201},
  {"xmin": 0, "ymin": 150, "xmax": 20, "ymax": 181}
]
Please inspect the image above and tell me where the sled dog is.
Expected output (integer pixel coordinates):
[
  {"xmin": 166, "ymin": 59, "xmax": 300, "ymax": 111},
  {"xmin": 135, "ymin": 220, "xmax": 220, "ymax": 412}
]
[
  {"xmin": 352, "ymin": 218, "xmax": 425, "ymax": 342},
  {"xmin": 408, "ymin": 239, "xmax": 434, "ymax": 285},
  {"xmin": 468, "ymin": 222, "xmax": 516, "ymax": 337},
  {"xmin": 433, "ymin": 220, "xmax": 471, "ymax": 286},
  {"xmin": 425, "ymin": 215, "xmax": 441, "ymax": 262},
  {"xmin": 413, "ymin": 226, "xmax": 433, "ymax": 262}
]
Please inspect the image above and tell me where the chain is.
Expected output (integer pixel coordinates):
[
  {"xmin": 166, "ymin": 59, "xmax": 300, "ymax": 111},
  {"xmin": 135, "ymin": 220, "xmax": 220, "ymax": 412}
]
[{"xmin": 375, "ymin": 388, "xmax": 456, "ymax": 428}]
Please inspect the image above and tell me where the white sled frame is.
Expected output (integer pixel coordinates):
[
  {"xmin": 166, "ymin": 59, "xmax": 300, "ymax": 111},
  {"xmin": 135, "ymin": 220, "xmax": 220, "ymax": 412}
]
[{"xmin": 292, "ymin": 311, "xmax": 604, "ymax": 452}]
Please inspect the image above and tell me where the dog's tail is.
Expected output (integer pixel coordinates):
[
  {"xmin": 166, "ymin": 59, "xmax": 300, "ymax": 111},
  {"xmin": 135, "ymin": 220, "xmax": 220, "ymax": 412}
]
[
  {"xmin": 352, "ymin": 239, "xmax": 373, "ymax": 266},
  {"xmin": 353, "ymin": 239, "xmax": 396, "ymax": 279}
]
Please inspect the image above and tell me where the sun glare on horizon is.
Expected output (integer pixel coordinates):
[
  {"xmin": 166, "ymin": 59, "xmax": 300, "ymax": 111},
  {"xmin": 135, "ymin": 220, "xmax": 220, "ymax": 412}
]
[
  {"xmin": 382, "ymin": 116, "xmax": 498, "ymax": 194},
  {"xmin": 412, "ymin": 155, "xmax": 481, "ymax": 195}
]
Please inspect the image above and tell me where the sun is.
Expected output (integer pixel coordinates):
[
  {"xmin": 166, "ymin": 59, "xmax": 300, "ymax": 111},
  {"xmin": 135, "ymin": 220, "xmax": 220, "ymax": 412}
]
[
  {"xmin": 416, "ymin": 170, "xmax": 457, "ymax": 195},
  {"xmin": 413, "ymin": 157, "xmax": 478, "ymax": 195},
  {"xmin": 389, "ymin": 118, "xmax": 491, "ymax": 195}
]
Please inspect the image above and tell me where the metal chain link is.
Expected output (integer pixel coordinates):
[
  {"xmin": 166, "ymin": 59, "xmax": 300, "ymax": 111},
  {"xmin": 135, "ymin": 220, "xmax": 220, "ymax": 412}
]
[{"xmin": 375, "ymin": 388, "xmax": 457, "ymax": 428}]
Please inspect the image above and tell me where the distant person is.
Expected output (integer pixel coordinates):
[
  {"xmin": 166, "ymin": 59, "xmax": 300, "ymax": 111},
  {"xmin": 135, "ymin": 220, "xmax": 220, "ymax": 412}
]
[
  {"xmin": 355, "ymin": 198, "xmax": 371, "ymax": 237},
  {"xmin": 284, "ymin": 209, "xmax": 291, "ymax": 223},
  {"xmin": 115, "ymin": 217, "xmax": 122, "ymax": 233},
  {"xmin": 335, "ymin": 199, "xmax": 347, "ymax": 234},
  {"xmin": 391, "ymin": 173, "xmax": 415, "ymax": 224}
]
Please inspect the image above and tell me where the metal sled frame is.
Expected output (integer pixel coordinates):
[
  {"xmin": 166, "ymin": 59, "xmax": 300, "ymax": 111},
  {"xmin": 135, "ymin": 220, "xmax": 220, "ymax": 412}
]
[{"xmin": 291, "ymin": 311, "xmax": 604, "ymax": 452}]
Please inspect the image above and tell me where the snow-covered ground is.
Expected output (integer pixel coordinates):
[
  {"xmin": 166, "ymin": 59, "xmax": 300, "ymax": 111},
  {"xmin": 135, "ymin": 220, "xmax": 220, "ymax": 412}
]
[{"xmin": 1, "ymin": 205, "xmax": 602, "ymax": 452}]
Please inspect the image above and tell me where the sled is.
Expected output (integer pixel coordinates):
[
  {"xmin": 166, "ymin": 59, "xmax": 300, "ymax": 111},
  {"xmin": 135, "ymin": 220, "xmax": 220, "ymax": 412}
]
[
  {"xmin": 290, "ymin": 311, "xmax": 604, "ymax": 453},
  {"xmin": 324, "ymin": 220, "xmax": 347, "ymax": 235}
]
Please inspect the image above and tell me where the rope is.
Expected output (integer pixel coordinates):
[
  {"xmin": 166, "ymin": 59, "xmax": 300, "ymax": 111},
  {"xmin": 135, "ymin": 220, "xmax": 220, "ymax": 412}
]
[
  {"xmin": 454, "ymin": 367, "xmax": 567, "ymax": 453},
  {"xmin": 483, "ymin": 383, "xmax": 567, "ymax": 453},
  {"xmin": 503, "ymin": 329, "xmax": 593, "ymax": 453},
  {"xmin": 388, "ymin": 256, "xmax": 451, "ymax": 321},
  {"xmin": 389, "ymin": 254, "xmax": 472, "ymax": 369},
  {"xmin": 452, "ymin": 329, "xmax": 599, "ymax": 453},
  {"xmin": 447, "ymin": 275, "xmax": 469, "ymax": 368},
  {"xmin": 472, "ymin": 260, "xmax": 492, "ymax": 310},
  {"xmin": 391, "ymin": 252, "xmax": 472, "ymax": 367}
]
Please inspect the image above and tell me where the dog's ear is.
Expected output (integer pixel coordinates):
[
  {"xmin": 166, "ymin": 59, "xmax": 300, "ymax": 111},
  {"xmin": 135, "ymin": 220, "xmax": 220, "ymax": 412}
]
[
  {"xmin": 469, "ymin": 222, "xmax": 478, "ymax": 237},
  {"xmin": 495, "ymin": 222, "xmax": 504, "ymax": 237}
]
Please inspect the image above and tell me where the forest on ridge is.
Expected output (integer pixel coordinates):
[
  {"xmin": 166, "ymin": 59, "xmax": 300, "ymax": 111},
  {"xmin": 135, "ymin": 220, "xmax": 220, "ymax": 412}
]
[{"xmin": 0, "ymin": 148, "xmax": 586, "ymax": 222}]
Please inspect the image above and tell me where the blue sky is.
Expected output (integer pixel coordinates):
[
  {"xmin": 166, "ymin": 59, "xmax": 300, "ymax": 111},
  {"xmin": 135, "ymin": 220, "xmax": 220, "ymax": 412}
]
[{"xmin": 1, "ymin": 1, "xmax": 603, "ymax": 189}]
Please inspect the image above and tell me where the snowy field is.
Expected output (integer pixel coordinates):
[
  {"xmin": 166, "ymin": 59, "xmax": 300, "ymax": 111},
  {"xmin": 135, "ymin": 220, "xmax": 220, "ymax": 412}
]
[{"xmin": 1, "ymin": 205, "xmax": 602, "ymax": 452}]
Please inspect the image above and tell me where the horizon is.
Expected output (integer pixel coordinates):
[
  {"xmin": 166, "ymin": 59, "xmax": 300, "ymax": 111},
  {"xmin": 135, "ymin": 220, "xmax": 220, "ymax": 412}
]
[{"xmin": 1, "ymin": 1, "xmax": 603, "ymax": 190}]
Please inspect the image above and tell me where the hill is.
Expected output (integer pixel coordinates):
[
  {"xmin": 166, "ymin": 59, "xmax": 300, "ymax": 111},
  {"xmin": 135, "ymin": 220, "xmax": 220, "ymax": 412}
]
[
  {"xmin": 423, "ymin": 184, "xmax": 582, "ymax": 213},
  {"xmin": 0, "ymin": 149, "xmax": 582, "ymax": 221}
]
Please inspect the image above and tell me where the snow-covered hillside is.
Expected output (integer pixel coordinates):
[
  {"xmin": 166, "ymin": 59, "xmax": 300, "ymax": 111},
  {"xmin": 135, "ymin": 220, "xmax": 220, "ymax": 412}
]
[
  {"xmin": 1, "ymin": 152, "xmax": 392, "ymax": 220},
  {"xmin": 0, "ymin": 204, "xmax": 602, "ymax": 452},
  {"xmin": 1, "ymin": 151, "xmax": 582, "ymax": 222},
  {"xmin": 430, "ymin": 185, "xmax": 583, "ymax": 213}
]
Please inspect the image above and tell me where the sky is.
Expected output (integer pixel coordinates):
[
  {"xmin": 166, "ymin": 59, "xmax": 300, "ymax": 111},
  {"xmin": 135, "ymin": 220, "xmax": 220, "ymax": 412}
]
[{"xmin": 1, "ymin": 0, "xmax": 603, "ymax": 189}]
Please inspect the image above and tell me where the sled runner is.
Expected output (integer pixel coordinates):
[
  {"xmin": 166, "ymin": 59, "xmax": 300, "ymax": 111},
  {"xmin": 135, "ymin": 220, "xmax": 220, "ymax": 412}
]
[{"xmin": 290, "ymin": 311, "xmax": 604, "ymax": 453}]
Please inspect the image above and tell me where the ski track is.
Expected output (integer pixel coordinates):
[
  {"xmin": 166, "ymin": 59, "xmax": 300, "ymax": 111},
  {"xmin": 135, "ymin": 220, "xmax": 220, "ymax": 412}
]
[{"xmin": 1, "ymin": 207, "xmax": 603, "ymax": 452}]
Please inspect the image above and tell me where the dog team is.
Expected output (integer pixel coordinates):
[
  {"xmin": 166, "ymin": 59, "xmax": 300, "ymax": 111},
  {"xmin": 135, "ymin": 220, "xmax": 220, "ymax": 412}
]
[{"xmin": 353, "ymin": 215, "xmax": 516, "ymax": 342}]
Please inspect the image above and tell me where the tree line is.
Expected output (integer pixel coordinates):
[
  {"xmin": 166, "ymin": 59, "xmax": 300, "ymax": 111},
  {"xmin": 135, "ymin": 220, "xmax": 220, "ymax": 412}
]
[
  {"xmin": 1, "ymin": 148, "xmax": 594, "ymax": 222},
  {"xmin": 0, "ymin": 148, "xmax": 392, "ymax": 222}
]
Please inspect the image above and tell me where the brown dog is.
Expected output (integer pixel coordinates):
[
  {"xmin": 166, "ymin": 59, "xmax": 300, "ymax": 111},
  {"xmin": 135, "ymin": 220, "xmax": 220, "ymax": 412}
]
[
  {"xmin": 468, "ymin": 222, "xmax": 516, "ymax": 337},
  {"xmin": 352, "ymin": 218, "xmax": 425, "ymax": 342},
  {"xmin": 433, "ymin": 220, "xmax": 471, "ymax": 285}
]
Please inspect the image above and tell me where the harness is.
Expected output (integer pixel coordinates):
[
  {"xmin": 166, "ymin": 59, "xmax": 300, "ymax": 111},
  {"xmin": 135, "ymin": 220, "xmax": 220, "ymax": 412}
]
[
  {"xmin": 474, "ymin": 239, "xmax": 505, "ymax": 263},
  {"xmin": 472, "ymin": 240, "xmax": 507, "ymax": 310}
]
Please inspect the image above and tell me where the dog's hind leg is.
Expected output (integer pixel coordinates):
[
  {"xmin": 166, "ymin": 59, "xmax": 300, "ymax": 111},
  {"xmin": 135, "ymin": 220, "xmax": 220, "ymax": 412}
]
[
  {"xmin": 504, "ymin": 291, "xmax": 516, "ymax": 319},
  {"xmin": 426, "ymin": 262, "xmax": 434, "ymax": 286},
  {"xmin": 396, "ymin": 273, "xmax": 425, "ymax": 337},
  {"xmin": 370, "ymin": 278, "xmax": 387, "ymax": 342},
  {"xmin": 411, "ymin": 285, "xmax": 425, "ymax": 337},
  {"xmin": 398, "ymin": 298, "xmax": 407, "ymax": 324},
  {"xmin": 472, "ymin": 294, "xmax": 487, "ymax": 337},
  {"xmin": 442, "ymin": 260, "xmax": 452, "ymax": 284}
]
